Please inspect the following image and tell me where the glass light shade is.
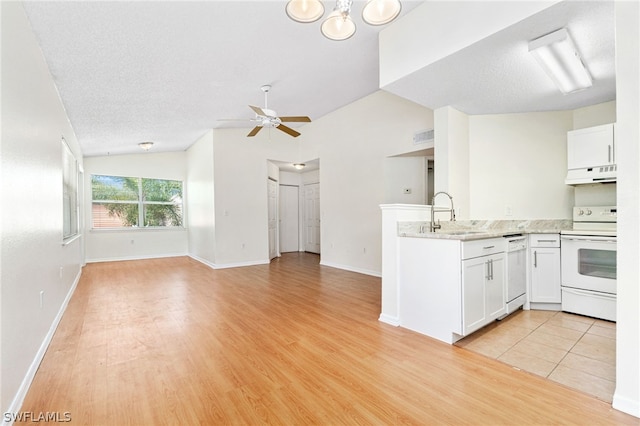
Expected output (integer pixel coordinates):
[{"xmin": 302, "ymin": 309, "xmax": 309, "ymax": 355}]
[
  {"xmin": 529, "ymin": 28, "xmax": 592, "ymax": 94},
  {"xmin": 321, "ymin": 11, "xmax": 356, "ymax": 41},
  {"xmin": 362, "ymin": 0, "xmax": 401, "ymax": 25},
  {"xmin": 138, "ymin": 141, "xmax": 154, "ymax": 151},
  {"xmin": 293, "ymin": 163, "xmax": 306, "ymax": 170},
  {"xmin": 286, "ymin": 0, "xmax": 325, "ymax": 23}
]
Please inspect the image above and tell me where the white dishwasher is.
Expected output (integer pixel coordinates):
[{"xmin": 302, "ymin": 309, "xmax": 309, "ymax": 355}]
[{"xmin": 502, "ymin": 234, "xmax": 527, "ymax": 317}]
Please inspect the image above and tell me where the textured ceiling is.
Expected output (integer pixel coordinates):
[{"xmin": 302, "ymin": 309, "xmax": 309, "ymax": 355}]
[
  {"xmin": 383, "ymin": 1, "xmax": 616, "ymax": 115},
  {"xmin": 22, "ymin": 1, "xmax": 615, "ymax": 157}
]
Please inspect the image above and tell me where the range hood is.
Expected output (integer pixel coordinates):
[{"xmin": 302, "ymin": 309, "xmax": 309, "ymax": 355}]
[{"xmin": 565, "ymin": 164, "xmax": 617, "ymax": 185}]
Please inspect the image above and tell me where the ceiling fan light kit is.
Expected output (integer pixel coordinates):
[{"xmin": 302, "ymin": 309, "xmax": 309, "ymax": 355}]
[
  {"xmin": 529, "ymin": 28, "xmax": 593, "ymax": 94},
  {"xmin": 287, "ymin": 0, "xmax": 402, "ymax": 41}
]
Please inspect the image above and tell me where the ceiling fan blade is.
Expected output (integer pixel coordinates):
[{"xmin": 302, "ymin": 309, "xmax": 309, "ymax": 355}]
[
  {"xmin": 276, "ymin": 124, "xmax": 301, "ymax": 138},
  {"xmin": 279, "ymin": 116, "xmax": 312, "ymax": 123},
  {"xmin": 249, "ymin": 105, "xmax": 265, "ymax": 116},
  {"xmin": 247, "ymin": 126, "xmax": 263, "ymax": 137}
]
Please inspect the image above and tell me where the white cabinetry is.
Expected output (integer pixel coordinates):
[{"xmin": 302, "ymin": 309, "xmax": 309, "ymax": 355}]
[
  {"xmin": 462, "ymin": 240, "xmax": 506, "ymax": 335},
  {"xmin": 567, "ymin": 123, "xmax": 615, "ymax": 169},
  {"xmin": 528, "ymin": 234, "xmax": 561, "ymax": 309},
  {"xmin": 397, "ymin": 236, "xmax": 505, "ymax": 344}
]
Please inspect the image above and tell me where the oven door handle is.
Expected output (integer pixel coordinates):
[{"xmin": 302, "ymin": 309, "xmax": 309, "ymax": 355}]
[{"xmin": 561, "ymin": 235, "xmax": 617, "ymax": 243}]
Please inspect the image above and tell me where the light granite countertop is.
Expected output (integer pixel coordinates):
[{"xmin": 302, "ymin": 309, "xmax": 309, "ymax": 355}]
[{"xmin": 398, "ymin": 219, "xmax": 572, "ymax": 241}]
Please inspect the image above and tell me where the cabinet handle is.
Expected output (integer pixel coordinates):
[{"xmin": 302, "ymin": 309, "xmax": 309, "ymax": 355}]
[
  {"xmin": 483, "ymin": 245, "xmax": 495, "ymax": 250},
  {"xmin": 489, "ymin": 259, "xmax": 494, "ymax": 280},
  {"xmin": 534, "ymin": 251, "xmax": 538, "ymax": 268},
  {"xmin": 536, "ymin": 239, "xmax": 556, "ymax": 243},
  {"xmin": 486, "ymin": 261, "xmax": 490, "ymax": 280},
  {"xmin": 608, "ymin": 145, "xmax": 612, "ymax": 163}
]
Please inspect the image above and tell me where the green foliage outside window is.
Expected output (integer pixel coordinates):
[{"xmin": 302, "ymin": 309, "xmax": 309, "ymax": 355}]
[{"xmin": 91, "ymin": 175, "xmax": 183, "ymax": 228}]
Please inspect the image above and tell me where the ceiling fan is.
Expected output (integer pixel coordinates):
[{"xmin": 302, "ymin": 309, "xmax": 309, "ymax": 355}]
[{"xmin": 221, "ymin": 85, "xmax": 311, "ymax": 138}]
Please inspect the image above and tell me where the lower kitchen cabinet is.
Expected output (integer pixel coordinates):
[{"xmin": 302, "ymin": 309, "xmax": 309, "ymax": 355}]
[
  {"xmin": 462, "ymin": 249, "xmax": 506, "ymax": 335},
  {"xmin": 529, "ymin": 234, "xmax": 561, "ymax": 304},
  {"xmin": 397, "ymin": 236, "xmax": 506, "ymax": 344}
]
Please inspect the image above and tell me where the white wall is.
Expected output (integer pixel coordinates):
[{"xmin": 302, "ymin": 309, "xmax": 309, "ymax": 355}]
[
  {"xmin": 468, "ymin": 111, "xmax": 574, "ymax": 219},
  {"xmin": 83, "ymin": 152, "xmax": 188, "ymax": 262},
  {"xmin": 187, "ymin": 131, "xmax": 216, "ymax": 265},
  {"xmin": 299, "ymin": 91, "xmax": 433, "ymax": 275},
  {"xmin": 434, "ymin": 107, "xmax": 470, "ymax": 219},
  {"xmin": 1, "ymin": 1, "xmax": 84, "ymax": 415},
  {"xmin": 613, "ymin": 0, "xmax": 640, "ymax": 417},
  {"xmin": 383, "ymin": 157, "xmax": 427, "ymax": 204},
  {"xmin": 209, "ymin": 128, "xmax": 297, "ymax": 267}
]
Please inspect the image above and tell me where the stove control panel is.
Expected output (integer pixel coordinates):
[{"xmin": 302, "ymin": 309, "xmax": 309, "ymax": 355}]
[{"xmin": 573, "ymin": 206, "xmax": 617, "ymax": 222}]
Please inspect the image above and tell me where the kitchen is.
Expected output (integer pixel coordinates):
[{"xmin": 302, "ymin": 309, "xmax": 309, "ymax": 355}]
[{"xmin": 380, "ymin": 107, "xmax": 619, "ymax": 401}]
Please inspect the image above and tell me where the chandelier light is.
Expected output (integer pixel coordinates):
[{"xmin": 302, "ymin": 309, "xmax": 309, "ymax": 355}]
[
  {"xmin": 528, "ymin": 28, "xmax": 593, "ymax": 94},
  {"xmin": 285, "ymin": 0, "xmax": 325, "ymax": 23},
  {"xmin": 293, "ymin": 163, "xmax": 306, "ymax": 170},
  {"xmin": 286, "ymin": 0, "xmax": 402, "ymax": 41}
]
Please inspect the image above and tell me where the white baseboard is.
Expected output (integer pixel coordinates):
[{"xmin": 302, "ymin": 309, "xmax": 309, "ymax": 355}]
[
  {"xmin": 85, "ymin": 252, "xmax": 188, "ymax": 263},
  {"xmin": 189, "ymin": 254, "xmax": 269, "ymax": 270},
  {"xmin": 378, "ymin": 313, "xmax": 400, "ymax": 326},
  {"xmin": 319, "ymin": 260, "xmax": 381, "ymax": 278},
  {"xmin": 613, "ymin": 392, "xmax": 640, "ymax": 418},
  {"xmin": 3, "ymin": 269, "xmax": 82, "ymax": 426}
]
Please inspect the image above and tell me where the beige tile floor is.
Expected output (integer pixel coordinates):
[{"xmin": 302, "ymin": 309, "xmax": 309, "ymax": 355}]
[{"xmin": 456, "ymin": 310, "xmax": 616, "ymax": 402}]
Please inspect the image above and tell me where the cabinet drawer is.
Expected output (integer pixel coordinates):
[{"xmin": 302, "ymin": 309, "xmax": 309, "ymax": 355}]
[
  {"xmin": 462, "ymin": 238, "xmax": 505, "ymax": 259},
  {"xmin": 529, "ymin": 233, "xmax": 560, "ymax": 248}
]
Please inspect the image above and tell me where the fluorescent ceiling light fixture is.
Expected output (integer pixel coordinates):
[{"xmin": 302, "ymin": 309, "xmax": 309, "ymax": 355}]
[
  {"xmin": 138, "ymin": 141, "xmax": 154, "ymax": 151},
  {"xmin": 362, "ymin": 0, "xmax": 402, "ymax": 26},
  {"xmin": 285, "ymin": 0, "xmax": 325, "ymax": 23},
  {"xmin": 293, "ymin": 163, "xmax": 306, "ymax": 170},
  {"xmin": 528, "ymin": 28, "xmax": 592, "ymax": 94},
  {"xmin": 287, "ymin": 0, "xmax": 402, "ymax": 41}
]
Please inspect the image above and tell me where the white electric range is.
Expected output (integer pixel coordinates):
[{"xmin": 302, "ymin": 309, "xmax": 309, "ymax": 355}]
[{"xmin": 560, "ymin": 206, "xmax": 617, "ymax": 321}]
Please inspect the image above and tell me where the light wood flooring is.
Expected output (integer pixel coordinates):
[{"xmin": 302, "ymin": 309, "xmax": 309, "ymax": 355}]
[
  {"xmin": 18, "ymin": 253, "xmax": 636, "ymax": 425},
  {"xmin": 456, "ymin": 309, "xmax": 617, "ymax": 403}
]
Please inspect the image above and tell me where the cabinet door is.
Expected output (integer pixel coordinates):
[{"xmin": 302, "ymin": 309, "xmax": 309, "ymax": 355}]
[
  {"xmin": 567, "ymin": 124, "xmax": 614, "ymax": 169},
  {"xmin": 486, "ymin": 254, "xmax": 506, "ymax": 320},
  {"xmin": 462, "ymin": 256, "xmax": 487, "ymax": 335},
  {"xmin": 530, "ymin": 248, "xmax": 561, "ymax": 303}
]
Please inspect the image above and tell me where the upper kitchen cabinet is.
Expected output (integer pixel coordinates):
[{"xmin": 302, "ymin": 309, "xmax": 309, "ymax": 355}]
[{"xmin": 566, "ymin": 123, "xmax": 617, "ymax": 184}]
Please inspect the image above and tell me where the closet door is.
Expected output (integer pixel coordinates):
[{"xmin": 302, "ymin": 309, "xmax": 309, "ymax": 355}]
[
  {"xmin": 279, "ymin": 184, "xmax": 299, "ymax": 253},
  {"xmin": 304, "ymin": 183, "xmax": 320, "ymax": 254}
]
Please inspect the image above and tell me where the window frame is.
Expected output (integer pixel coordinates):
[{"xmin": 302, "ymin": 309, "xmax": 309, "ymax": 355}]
[
  {"xmin": 90, "ymin": 174, "xmax": 185, "ymax": 230},
  {"xmin": 62, "ymin": 138, "xmax": 79, "ymax": 242}
]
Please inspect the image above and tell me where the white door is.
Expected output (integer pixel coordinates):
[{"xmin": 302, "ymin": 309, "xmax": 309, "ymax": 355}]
[
  {"xmin": 304, "ymin": 183, "xmax": 320, "ymax": 254},
  {"xmin": 279, "ymin": 184, "xmax": 299, "ymax": 253},
  {"xmin": 267, "ymin": 179, "xmax": 278, "ymax": 260}
]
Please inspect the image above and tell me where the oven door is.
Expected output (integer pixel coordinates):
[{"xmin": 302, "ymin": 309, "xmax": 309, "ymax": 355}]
[{"xmin": 561, "ymin": 235, "xmax": 616, "ymax": 294}]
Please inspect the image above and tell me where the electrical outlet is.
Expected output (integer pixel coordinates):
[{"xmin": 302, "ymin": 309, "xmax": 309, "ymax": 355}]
[
  {"xmin": 59, "ymin": 266, "xmax": 63, "ymax": 279},
  {"xmin": 505, "ymin": 205, "xmax": 513, "ymax": 216},
  {"xmin": 39, "ymin": 290, "xmax": 44, "ymax": 308}
]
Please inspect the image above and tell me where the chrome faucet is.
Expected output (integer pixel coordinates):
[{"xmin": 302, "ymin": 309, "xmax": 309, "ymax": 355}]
[{"xmin": 430, "ymin": 191, "xmax": 456, "ymax": 232}]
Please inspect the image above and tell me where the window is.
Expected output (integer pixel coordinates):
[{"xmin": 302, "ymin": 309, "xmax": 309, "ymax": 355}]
[
  {"xmin": 62, "ymin": 138, "xmax": 79, "ymax": 241},
  {"xmin": 91, "ymin": 175, "xmax": 183, "ymax": 229}
]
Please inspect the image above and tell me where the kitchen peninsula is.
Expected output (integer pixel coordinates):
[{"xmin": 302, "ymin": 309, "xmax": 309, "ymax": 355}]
[{"xmin": 380, "ymin": 204, "xmax": 570, "ymax": 344}]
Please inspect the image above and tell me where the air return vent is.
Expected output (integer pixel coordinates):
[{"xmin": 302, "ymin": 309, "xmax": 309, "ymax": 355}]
[{"xmin": 413, "ymin": 129, "xmax": 434, "ymax": 145}]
